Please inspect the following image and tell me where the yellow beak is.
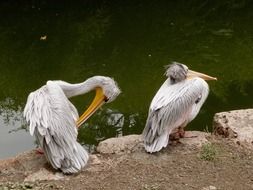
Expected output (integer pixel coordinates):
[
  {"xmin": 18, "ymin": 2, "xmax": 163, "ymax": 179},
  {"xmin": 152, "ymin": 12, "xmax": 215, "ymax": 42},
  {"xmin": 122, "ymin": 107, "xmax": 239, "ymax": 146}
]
[
  {"xmin": 76, "ymin": 87, "xmax": 107, "ymax": 128},
  {"xmin": 187, "ymin": 70, "xmax": 217, "ymax": 80}
]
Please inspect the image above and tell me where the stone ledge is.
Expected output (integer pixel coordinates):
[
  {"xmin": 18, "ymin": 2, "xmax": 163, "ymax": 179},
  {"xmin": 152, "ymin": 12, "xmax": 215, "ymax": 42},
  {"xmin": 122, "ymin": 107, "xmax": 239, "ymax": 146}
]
[
  {"xmin": 213, "ymin": 109, "xmax": 253, "ymax": 146},
  {"xmin": 97, "ymin": 131, "xmax": 210, "ymax": 154}
]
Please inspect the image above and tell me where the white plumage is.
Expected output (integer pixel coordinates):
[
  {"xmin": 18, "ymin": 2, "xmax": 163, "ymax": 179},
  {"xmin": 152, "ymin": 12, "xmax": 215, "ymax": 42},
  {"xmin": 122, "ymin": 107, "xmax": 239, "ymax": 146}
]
[
  {"xmin": 24, "ymin": 76, "xmax": 120, "ymax": 173},
  {"xmin": 142, "ymin": 63, "xmax": 216, "ymax": 153}
]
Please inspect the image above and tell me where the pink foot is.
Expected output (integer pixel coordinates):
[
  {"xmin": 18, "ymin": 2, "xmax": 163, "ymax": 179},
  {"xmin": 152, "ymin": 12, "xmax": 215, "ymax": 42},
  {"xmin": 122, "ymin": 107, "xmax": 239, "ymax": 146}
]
[
  {"xmin": 178, "ymin": 127, "xmax": 185, "ymax": 138},
  {"xmin": 177, "ymin": 127, "xmax": 198, "ymax": 138},
  {"xmin": 183, "ymin": 133, "xmax": 198, "ymax": 138},
  {"xmin": 170, "ymin": 127, "xmax": 197, "ymax": 139},
  {"xmin": 35, "ymin": 148, "xmax": 44, "ymax": 154},
  {"xmin": 169, "ymin": 131, "xmax": 180, "ymax": 141}
]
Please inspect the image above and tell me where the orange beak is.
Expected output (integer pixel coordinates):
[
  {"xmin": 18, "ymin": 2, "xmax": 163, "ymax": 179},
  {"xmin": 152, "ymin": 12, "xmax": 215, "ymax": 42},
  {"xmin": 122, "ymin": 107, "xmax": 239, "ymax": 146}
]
[
  {"xmin": 187, "ymin": 70, "xmax": 217, "ymax": 81},
  {"xmin": 76, "ymin": 87, "xmax": 107, "ymax": 128}
]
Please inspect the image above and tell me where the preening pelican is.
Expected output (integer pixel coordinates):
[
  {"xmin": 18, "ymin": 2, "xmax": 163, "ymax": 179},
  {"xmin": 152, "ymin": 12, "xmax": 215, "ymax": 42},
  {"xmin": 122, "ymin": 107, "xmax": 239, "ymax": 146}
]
[
  {"xmin": 142, "ymin": 62, "xmax": 217, "ymax": 153},
  {"xmin": 24, "ymin": 76, "xmax": 120, "ymax": 173}
]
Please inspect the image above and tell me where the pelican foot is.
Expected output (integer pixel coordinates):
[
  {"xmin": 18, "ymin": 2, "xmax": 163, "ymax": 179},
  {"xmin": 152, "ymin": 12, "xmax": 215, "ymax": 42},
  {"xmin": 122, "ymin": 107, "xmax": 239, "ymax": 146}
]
[
  {"xmin": 183, "ymin": 134, "xmax": 198, "ymax": 138},
  {"xmin": 178, "ymin": 127, "xmax": 185, "ymax": 138},
  {"xmin": 170, "ymin": 127, "xmax": 185, "ymax": 139},
  {"xmin": 169, "ymin": 132, "xmax": 180, "ymax": 141},
  {"xmin": 35, "ymin": 148, "xmax": 44, "ymax": 154}
]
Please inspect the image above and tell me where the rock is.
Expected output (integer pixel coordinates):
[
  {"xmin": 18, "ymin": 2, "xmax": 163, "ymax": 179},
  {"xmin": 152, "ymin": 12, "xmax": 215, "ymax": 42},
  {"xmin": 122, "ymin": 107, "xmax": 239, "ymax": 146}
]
[
  {"xmin": 96, "ymin": 135, "xmax": 143, "ymax": 154},
  {"xmin": 97, "ymin": 132, "xmax": 209, "ymax": 154},
  {"xmin": 202, "ymin": 185, "xmax": 217, "ymax": 190},
  {"xmin": 89, "ymin": 154, "xmax": 101, "ymax": 165},
  {"xmin": 24, "ymin": 168, "xmax": 65, "ymax": 182},
  {"xmin": 0, "ymin": 150, "xmax": 48, "ymax": 182},
  {"xmin": 213, "ymin": 109, "xmax": 253, "ymax": 145},
  {"xmin": 180, "ymin": 131, "xmax": 210, "ymax": 148}
]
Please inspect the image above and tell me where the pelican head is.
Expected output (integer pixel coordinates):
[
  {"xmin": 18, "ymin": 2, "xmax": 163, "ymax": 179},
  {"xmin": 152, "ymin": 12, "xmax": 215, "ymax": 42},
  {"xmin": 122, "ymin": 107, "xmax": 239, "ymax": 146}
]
[
  {"xmin": 77, "ymin": 76, "xmax": 121, "ymax": 127},
  {"xmin": 165, "ymin": 62, "xmax": 217, "ymax": 84},
  {"xmin": 101, "ymin": 77, "xmax": 121, "ymax": 103}
]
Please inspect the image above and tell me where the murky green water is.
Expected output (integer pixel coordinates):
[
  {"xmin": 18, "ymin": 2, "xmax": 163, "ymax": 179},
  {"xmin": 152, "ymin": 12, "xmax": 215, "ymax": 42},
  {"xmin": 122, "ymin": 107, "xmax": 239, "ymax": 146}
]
[{"xmin": 0, "ymin": 0, "xmax": 253, "ymax": 158}]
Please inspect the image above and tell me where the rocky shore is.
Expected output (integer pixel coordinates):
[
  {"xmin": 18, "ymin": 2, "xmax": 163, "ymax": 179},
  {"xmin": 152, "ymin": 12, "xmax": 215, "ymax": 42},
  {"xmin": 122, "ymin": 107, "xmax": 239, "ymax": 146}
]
[{"xmin": 0, "ymin": 109, "xmax": 253, "ymax": 190}]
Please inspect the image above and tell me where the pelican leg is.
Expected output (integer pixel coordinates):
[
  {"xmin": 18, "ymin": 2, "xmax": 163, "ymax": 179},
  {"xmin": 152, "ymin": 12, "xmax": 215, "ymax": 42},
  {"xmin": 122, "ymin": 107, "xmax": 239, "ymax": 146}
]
[
  {"xmin": 178, "ymin": 127, "xmax": 185, "ymax": 138},
  {"xmin": 169, "ymin": 130, "xmax": 180, "ymax": 141},
  {"xmin": 183, "ymin": 133, "xmax": 198, "ymax": 138},
  {"xmin": 169, "ymin": 126, "xmax": 188, "ymax": 141},
  {"xmin": 35, "ymin": 148, "xmax": 44, "ymax": 154},
  {"xmin": 180, "ymin": 128, "xmax": 198, "ymax": 138},
  {"xmin": 170, "ymin": 126, "xmax": 185, "ymax": 140},
  {"xmin": 169, "ymin": 129, "xmax": 181, "ymax": 145}
]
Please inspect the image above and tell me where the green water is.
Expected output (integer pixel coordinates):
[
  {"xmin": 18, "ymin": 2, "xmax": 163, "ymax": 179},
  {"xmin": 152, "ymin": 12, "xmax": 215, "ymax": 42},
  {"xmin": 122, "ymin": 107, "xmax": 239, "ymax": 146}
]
[{"xmin": 0, "ymin": 0, "xmax": 253, "ymax": 158}]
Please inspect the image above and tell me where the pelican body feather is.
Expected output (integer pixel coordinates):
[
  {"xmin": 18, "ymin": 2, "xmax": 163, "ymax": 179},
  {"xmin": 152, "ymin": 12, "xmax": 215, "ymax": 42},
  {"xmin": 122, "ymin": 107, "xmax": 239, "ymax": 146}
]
[
  {"xmin": 142, "ymin": 63, "xmax": 214, "ymax": 153},
  {"xmin": 24, "ymin": 76, "xmax": 120, "ymax": 173}
]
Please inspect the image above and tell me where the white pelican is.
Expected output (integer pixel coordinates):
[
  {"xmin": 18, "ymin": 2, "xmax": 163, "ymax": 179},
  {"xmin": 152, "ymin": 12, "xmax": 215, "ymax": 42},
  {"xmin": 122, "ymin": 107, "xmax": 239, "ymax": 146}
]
[
  {"xmin": 24, "ymin": 76, "xmax": 120, "ymax": 173},
  {"xmin": 142, "ymin": 62, "xmax": 217, "ymax": 153}
]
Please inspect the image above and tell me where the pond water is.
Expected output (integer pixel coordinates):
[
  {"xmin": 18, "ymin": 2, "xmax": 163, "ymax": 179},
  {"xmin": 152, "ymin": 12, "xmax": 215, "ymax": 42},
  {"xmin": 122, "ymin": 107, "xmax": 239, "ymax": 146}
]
[{"xmin": 0, "ymin": 0, "xmax": 253, "ymax": 159}]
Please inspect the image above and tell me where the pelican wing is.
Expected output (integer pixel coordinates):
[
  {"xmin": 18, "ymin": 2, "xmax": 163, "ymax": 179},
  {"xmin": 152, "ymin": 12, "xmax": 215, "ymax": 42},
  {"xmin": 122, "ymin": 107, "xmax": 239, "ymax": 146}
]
[
  {"xmin": 23, "ymin": 81, "xmax": 88, "ymax": 173},
  {"xmin": 143, "ymin": 78, "xmax": 209, "ymax": 152}
]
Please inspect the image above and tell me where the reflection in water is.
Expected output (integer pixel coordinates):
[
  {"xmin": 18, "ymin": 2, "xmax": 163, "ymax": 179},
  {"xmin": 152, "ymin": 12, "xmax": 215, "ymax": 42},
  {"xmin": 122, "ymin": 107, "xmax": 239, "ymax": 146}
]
[
  {"xmin": 0, "ymin": 98, "xmax": 26, "ymax": 131},
  {"xmin": 223, "ymin": 79, "xmax": 253, "ymax": 109},
  {"xmin": 0, "ymin": 98, "xmax": 34, "ymax": 159},
  {"xmin": 212, "ymin": 29, "xmax": 233, "ymax": 37},
  {"xmin": 78, "ymin": 108, "xmax": 144, "ymax": 152}
]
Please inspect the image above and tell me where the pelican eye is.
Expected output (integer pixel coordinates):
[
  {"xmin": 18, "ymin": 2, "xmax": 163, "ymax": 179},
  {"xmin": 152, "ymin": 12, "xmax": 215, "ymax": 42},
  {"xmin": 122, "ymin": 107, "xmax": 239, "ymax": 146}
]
[{"xmin": 195, "ymin": 95, "xmax": 202, "ymax": 104}]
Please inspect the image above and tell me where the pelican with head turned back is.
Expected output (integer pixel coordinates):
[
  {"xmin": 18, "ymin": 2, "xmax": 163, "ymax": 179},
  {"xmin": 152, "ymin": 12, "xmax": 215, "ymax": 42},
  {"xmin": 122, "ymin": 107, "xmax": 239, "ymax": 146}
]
[
  {"xmin": 142, "ymin": 62, "xmax": 217, "ymax": 153},
  {"xmin": 24, "ymin": 76, "xmax": 120, "ymax": 173}
]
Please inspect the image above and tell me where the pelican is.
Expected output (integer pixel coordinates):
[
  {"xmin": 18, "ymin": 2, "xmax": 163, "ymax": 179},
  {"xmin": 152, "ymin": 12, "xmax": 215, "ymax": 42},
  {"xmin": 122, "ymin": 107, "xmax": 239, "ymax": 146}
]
[
  {"xmin": 142, "ymin": 62, "xmax": 217, "ymax": 153},
  {"xmin": 24, "ymin": 76, "xmax": 120, "ymax": 173}
]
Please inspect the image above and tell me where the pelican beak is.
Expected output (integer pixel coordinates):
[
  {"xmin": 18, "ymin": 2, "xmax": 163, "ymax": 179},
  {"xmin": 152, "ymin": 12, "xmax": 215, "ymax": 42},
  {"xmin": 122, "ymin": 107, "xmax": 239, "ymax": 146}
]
[
  {"xmin": 77, "ymin": 87, "xmax": 107, "ymax": 128},
  {"xmin": 187, "ymin": 70, "xmax": 217, "ymax": 81}
]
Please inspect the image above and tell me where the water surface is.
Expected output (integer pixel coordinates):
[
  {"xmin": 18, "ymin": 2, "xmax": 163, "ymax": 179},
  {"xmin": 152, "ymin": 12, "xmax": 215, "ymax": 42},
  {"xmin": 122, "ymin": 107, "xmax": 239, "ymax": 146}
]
[{"xmin": 0, "ymin": 0, "xmax": 253, "ymax": 158}]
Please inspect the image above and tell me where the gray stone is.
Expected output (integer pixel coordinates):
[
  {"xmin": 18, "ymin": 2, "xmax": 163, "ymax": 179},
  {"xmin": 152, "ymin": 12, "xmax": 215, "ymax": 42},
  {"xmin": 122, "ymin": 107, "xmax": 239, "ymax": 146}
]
[
  {"xmin": 202, "ymin": 185, "xmax": 217, "ymax": 190},
  {"xmin": 97, "ymin": 132, "xmax": 210, "ymax": 154},
  {"xmin": 213, "ymin": 109, "xmax": 253, "ymax": 145},
  {"xmin": 89, "ymin": 154, "xmax": 101, "ymax": 165},
  {"xmin": 180, "ymin": 131, "xmax": 209, "ymax": 147},
  {"xmin": 96, "ymin": 135, "xmax": 143, "ymax": 154},
  {"xmin": 24, "ymin": 168, "xmax": 65, "ymax": 182}
]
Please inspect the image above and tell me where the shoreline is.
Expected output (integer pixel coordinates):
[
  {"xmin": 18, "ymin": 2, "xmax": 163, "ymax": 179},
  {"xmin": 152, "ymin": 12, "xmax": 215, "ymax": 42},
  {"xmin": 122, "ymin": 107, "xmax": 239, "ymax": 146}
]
[{"xmin": 0, "ymin": 109, "xmax": 252, "ymax": 189}]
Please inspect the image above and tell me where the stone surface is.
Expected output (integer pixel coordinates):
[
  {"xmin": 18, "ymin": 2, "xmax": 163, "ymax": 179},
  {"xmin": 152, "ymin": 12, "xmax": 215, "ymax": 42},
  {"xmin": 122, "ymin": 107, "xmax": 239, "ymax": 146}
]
[
  {"xmin": 180, "ymin": 131, "xmax": 209, "ymax": 147},
  {"xmin": 24, "ymin": 168, "xmax": 65, "ymax": 182},
  {"xmin": 0, "ymin": 150, "xmax": 47, "ymax": 171},
  {"xmin": 2, "ymin": 120, "xmax": 253, "ymax": 189},
  {"xmin": 213, "ymin": 109, "xmax": 253, "ymax": 145},
  {"xmin": 97, "ymin": 132, "xmax": 209, "ymax": 154},
  {"xmin": 202, "ymin": 185, "xmax": 217, "ymax": 190},
  {"xmin": 96, "ymin": 134, "xmax": 143, "ymax": 154},
  {"xmin": 0, "ymin": 132, "xmax": 210, "ymax": 182}
]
